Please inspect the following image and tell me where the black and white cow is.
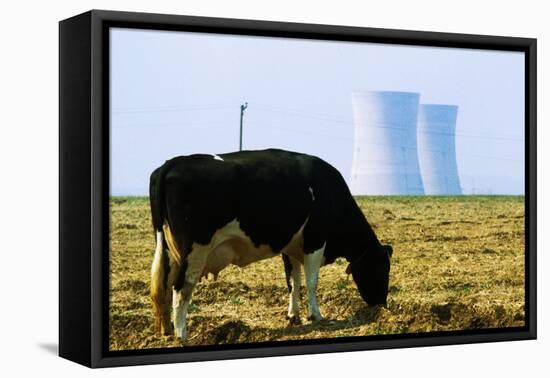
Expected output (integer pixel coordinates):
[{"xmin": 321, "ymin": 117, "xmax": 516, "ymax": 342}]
[{"xmin": 150, "ymin": 149, "xmax": 392, "ymax": 340}]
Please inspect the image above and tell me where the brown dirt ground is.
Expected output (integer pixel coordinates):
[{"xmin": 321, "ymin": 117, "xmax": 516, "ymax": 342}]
[{"xmin": 109, "ymin": 196, "xmax": 525, "ymax": 351}]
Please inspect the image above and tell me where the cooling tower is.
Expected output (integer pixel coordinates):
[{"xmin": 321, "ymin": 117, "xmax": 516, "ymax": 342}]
[
  {"xmin": 351, "ymin": 91, "xmax": 424, "ymax": 195},
  {"xmin": 417, "ymin": 104, "xmax": 462, "ymax": 195}
]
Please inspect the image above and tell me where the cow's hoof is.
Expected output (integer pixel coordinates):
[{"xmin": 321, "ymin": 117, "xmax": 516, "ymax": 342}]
[
  {"xmin": 174, "ymin": 328, "xmax": 188, "ymax": 342},
  {"xmin": 176, "ymin": 337, "xmax": 187, "ymax": 345},
  {"xmin": 175, "ymin": 336, "xmax": 188, "ymax": 344},
  {"xmin": 287, "ymin": 315, "xmax": 302, "ymax": 326},
  {"xmin": 307, "ymin": 313, "xmax": 324, "ymax": 322}
]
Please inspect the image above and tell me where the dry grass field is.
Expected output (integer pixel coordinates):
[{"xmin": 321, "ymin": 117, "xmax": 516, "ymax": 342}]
[{"xmin": 109, "ymin": 196, "xmax": 525, "ymax": 351}]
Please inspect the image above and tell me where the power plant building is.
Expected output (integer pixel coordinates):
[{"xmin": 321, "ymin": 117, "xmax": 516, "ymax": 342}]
[
  {"xmin": 350, "ymin": 91, "xmax": 425, "ymax": 195},
  {"xmin": 417, "ymin": 104, "xmax": 462, "ymax": 195}
]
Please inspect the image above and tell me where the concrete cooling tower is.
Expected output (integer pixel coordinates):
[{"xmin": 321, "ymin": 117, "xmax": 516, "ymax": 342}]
[
  {"xmin": 417, "ymin": 104, "xmax": 462, "ymax": 195},
  {"xmin": 351, "ymin": 91, "xmax": 424, "ymax": 195}
]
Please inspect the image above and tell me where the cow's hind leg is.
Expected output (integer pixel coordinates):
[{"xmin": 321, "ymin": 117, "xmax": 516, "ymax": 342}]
[
  {"xmin": 172, "ymin": 243, "xmax": 210, "ymax": 341},
  {"xmin": 304, "ymin": 243, "xmax": 325, "ymax": 322},
  {"xmin": 151, "ymin": 231, "xmax": 177, "ymax": 335},
  {"xmin": 283, "ymin": 254, "xmax": 302, "ymax": 324}
]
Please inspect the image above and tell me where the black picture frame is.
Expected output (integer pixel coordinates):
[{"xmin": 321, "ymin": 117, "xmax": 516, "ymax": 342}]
[{"xmin": 59, "ymin": 9, "xmax": 537, "ymax": 368}]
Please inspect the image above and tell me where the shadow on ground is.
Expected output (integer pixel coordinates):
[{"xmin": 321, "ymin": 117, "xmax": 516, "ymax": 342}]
[{"xmin": 38, "ymin": 343, "xmax": 58, "ymax": 355}]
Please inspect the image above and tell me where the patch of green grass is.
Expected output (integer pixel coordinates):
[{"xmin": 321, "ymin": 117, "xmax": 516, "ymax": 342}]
[
  {"xmin": 335, "ymin": 258, "xmax": 346, "ymax": 266},
  {"xmin": 230, "ymin": 297, "xmax": 243, "ymax": 306},
  {"xmin": 335, "ymin": 279, "xmax": 348, "ymax": 291},
  {"xmin": 188, "ymin": 302, "xmax": 201, "ymax": 314},
  {"xmin": 398, "ymin": 324, "xmax": 410, "ymax": 334}
]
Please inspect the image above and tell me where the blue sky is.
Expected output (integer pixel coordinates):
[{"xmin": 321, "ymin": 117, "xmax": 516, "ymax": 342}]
[{"xmin": 110, "ymin": 28, "xmax": 525, "ymax": 196}]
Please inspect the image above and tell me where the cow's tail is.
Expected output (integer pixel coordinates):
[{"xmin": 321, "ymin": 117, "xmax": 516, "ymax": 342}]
[
  {"xmin": 150, "ymin": 163, "xmax": 173, "ymax": 335},
  {"xmin": 150, "ymin": 164, "xmax": 168, "ymax": 233}
]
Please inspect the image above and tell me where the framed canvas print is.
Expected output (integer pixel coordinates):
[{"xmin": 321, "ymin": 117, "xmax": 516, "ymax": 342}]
[{"xmin": 59, "ymin": 10, "xmax": 536, "ymax": 368}]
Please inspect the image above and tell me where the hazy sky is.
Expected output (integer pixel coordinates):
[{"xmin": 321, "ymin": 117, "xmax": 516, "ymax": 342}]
[{"xmin": 110, "ymin": 28, "xmax": 525, "ymax": 196}]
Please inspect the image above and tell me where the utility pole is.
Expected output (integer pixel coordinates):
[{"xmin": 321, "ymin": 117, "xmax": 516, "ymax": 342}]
[{"xmin": 239, "ymin": 102, "xmax": 248, "ymax": 151}]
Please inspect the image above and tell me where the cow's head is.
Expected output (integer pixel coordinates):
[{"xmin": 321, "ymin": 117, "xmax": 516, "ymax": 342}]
[{"xmin": 347, "ymin": 244, "xmax": 392, "ymax": 306}]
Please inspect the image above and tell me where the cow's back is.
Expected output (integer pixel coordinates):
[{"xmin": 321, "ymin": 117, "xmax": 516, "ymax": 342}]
[
  {"xmin": 152, "ymin": 149, "xmax": 368, "ymax": 262},
  {"xmin": 220, "ymin": 149, "xmax": 316, "ymax": 252}
]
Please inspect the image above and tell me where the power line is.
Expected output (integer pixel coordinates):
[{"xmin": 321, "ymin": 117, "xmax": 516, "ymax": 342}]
[
  {"xmin": 245, "ymin": 121, "xmax": 524, "ymax": 164},
  {"xmin": 112, "ymin": 103, "xmax": 237, "ymax": 114},
  {"xmin": 112, "ymin": 116, "xmax": 524, "ymax": 164},
  {"xmin": 112, "ymin": 120, "xmax": 230, "ymax": 129},
  {"xmin": 239, "ymin": 102, "xmax": 248, "ymax": 151},
  {"xmin": 111, "ymin": 102, "xmax": 524, "ymax": 163},
  {"xmin": 112, "ymin": 101, "xmax": 524, "ymax": 143},
  {"xmin": 248, "ymin": 101, "xmax": 524, "ymax": 142}
]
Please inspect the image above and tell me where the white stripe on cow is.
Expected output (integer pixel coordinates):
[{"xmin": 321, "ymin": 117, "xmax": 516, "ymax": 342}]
[
  {"xmin": 286, "ymin": 255, "xmax": 302, "ymax": 322},
  {"xmin": 304, "ymin": 242, "xmax": 326, "ymax": 321}
]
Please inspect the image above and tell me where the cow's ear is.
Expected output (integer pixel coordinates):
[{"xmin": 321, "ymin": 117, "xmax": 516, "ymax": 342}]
[{"xmin": 383, "ymin": 245, "xmax": 393, "ymax": 258}]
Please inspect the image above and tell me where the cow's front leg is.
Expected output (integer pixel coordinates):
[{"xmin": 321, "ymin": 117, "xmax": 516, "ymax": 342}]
[
  {"xmin": 172, "ymin": 244, "xmax": 209, "ymax": 341},
  {"xmin": 283, "ymin": 254, "xmax": 302, "ymax": 324},
  {"xmin": 303, "ymin": 243, "xmax": 325, "ymax": 322}
]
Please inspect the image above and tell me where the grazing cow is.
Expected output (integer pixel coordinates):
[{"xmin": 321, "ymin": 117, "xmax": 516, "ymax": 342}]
[{"xmin": 150, "ymin": 149, "xmax": 392, "ymax": 340}]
